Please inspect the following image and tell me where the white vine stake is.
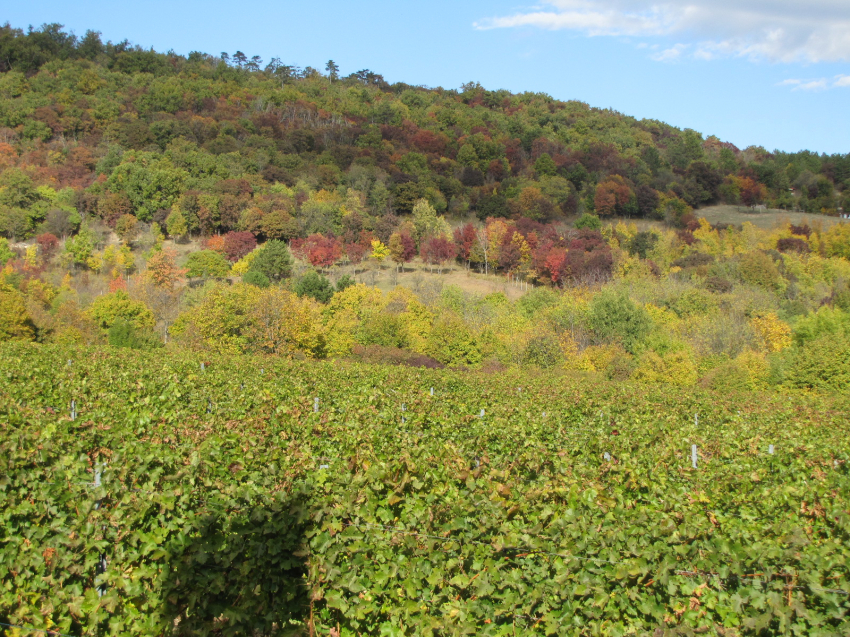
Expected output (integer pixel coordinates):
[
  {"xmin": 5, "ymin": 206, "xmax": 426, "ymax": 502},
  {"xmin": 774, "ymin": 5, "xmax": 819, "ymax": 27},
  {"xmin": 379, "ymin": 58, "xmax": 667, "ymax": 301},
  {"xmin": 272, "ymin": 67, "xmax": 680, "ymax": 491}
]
[
  {"xmin": 604, "ymin": 452, "xmax": 611, "ymax": 462},
  {"xmin": 694, "ymin": 413, "xmax": 699, "ymax": 427},
  {"xmin": 430, "ymin": 387, "xmax": 434, "ymax": 396},
  {"xmin": 314, "ymin": 397, "xmax": 319, "ymax": 413},
  {"xmin": 479, "ymin": 409, "xmax": 485, "ymax": 418},
  {"xmin": 691, "ymin": 445, "xmax": 698, "ymax": 469},
  {"xmin": 70, "ymin": 400, "xmax": 76, "ymax": 421},
  {"xmin": 769, "ymin": 444, "xmax": 774, "ymax": 455}
]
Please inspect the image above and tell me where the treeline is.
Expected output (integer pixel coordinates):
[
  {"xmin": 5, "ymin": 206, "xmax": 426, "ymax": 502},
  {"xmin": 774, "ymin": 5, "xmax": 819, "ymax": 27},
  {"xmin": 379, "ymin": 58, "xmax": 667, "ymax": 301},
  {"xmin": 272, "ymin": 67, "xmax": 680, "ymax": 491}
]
[{"xmin": 1, "ymin": 22, "xmax": 849, "ymax": 247}]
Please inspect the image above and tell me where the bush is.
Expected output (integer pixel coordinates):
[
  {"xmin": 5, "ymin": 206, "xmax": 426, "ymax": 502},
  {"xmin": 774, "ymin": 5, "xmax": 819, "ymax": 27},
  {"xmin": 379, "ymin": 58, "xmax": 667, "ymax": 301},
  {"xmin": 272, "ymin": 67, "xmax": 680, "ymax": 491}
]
[
  {"xmin": 350, "ymin": 344, "xmax": 444, "ymax": 369},
  {"xmin": 242, "ymin": 270, "xmax": 270, "ymax": 288},
  {"xmin": 784, "ymin": 334, "xmax": 850, "ymax": 391},
  {"xmin": 574, "ymin": 212, "xmax": 601, "ymax": 231},
  {"xmin": 294, "ymin": 270, "xmax": 334, "ymax": 303},
  {"xmin": 186, "ymin": 250, "xmax": 231, "ymax": 278},
  {"xmin": 628, "ymin": 231, "xmax": 658, "ymax": 260},
  {"xmin": 336, "ymin": 274, "xmax": 355, "ymax": 292},
  {"xmin": 108, "ymin": 319, "xmax": 163, "ymax": 350},
  {"xmin": 587, "ymin": 289, "xmax": 652, "ymax": 354},
  {"xmin": 523, "ymin": 334, "xmax": 563, "ymax": 368}
]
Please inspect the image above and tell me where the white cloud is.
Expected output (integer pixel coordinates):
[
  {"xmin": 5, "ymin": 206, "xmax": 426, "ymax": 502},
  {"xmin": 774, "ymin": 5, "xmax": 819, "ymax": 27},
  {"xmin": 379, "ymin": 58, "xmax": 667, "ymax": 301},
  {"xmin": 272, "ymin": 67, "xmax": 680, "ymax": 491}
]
[
  {"xmin": 474, "ymin": 0, "xmax": 850, "ymax": 63},
  {"xmin": 776, "ymin": 76, "xmax": 848, "ymax": 90},
  {"xmin": 651, "ymin": 43, "xmax": 688, "ymax": 62}
]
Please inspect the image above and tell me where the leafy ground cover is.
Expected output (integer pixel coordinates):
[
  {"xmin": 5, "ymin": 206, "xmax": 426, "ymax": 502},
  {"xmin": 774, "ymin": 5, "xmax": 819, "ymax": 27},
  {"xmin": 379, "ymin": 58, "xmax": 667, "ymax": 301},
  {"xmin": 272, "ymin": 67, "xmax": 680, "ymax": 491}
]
[{"xmin": 2, "ymin": 343, "xmax": 849, "ymax": 636}]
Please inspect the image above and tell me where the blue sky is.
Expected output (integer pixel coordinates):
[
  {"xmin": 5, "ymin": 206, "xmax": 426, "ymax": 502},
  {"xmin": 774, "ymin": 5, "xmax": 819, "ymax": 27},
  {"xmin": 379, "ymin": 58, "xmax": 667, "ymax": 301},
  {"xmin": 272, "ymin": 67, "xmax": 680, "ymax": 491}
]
[{"xmin": 6, "ymin": 0, "xmax": 849, "ymax": 154}]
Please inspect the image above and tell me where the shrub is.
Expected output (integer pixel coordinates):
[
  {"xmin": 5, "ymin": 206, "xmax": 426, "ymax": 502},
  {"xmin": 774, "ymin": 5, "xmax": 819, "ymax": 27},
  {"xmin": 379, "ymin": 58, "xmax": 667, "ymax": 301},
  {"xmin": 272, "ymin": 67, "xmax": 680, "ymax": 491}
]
[
  {"xmin": 784, "ymin": 333, "xmax": 850, "ymax": 391},
  {"xmin": 587, "ymin": 289, "xmax": 652, "ymax": 354},
  {"xmin": 574, "ymin": 212, "xmax": 601, "ymax": 231},
  {"xmin": 185, "ymin": 250, "xmax": 231, "ymax": 278},
  {"xmin": 738, "ymin": 251, "xmax": 782, "ymax": 291},
  {"xmin": 243, "ymin": 270, "xmax": 270, "ymax": 288},
  {"xmin": 628, "ymin": 231, "xmax": 658, "ymax": 260},
  {"xmin": 350, "ymin": 344, "xmax": 444, "ymax": 369},
  {"xmin": 336, "ymin": 274, "xmax": 355, "ymax": 292},
  {"xmin": 108, "ymin": 319, "xmax": 163, "ymax": 350},
  {"xmin": 294, "ymin": 270, "xmax": 334, "ymax": 303}
]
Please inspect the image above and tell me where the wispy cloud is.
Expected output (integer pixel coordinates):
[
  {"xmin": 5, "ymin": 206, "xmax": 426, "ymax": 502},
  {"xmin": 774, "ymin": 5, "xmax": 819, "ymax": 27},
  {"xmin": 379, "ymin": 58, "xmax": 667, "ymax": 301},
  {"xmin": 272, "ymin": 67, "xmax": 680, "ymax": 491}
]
[
  {"xmin": 651, "ymin": 43, "xmax": 688, "ymax": 62},
  {"xmin": 778, "ymin": 75, "xmax": 850, "ymax": 90},
  {"xmin": 474, "ymin": 0, "xmax": 850, "ymax": 64}
]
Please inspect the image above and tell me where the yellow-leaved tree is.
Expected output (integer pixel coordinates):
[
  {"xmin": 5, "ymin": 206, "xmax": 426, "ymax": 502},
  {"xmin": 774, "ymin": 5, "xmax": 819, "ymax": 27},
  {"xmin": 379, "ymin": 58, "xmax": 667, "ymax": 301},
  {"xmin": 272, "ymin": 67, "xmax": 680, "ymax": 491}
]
[
  {"xmin": 0, "ymin": 283, "xmax": 36, "ymax": 341},
  {"xmin": 245, "ymin": 287, "xmax": 326, "ymax": 358},
  {"xmin": 750, "ymin": 313, "xmax": 792, "ymax": 353}
]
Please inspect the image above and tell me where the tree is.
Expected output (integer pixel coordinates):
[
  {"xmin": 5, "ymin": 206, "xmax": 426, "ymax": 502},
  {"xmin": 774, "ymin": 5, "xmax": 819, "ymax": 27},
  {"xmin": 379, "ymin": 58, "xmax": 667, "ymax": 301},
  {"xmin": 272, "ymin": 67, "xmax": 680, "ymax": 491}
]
[
  {"xmin": 420, "ymin": 236, "xmax": 456, "ymax": 274},
  {"xmin": 0, "ymin": 283, "xmax": 36, "ymax": 341},
  {"xmin": 86, "ymin": 290, "xmax": 155, "ymax": 330},
  {"xmin": 587, "ymin": 289, "xmax": 651, "ymax": 354},
  {"xmin": 388, "ymin": 231, "xmax": 416, "ymax": 272},
  {"xmin": 574, "ymin": 212, "xmax": 602, "ymax": 230},
  {"xmin": 223, "ymin": 231, "xmax": 257, "ymax": 262},
  {"xmin": 325, "ymin": 60, "xmax": 339, "ymax": 82},
  {"xmin": 186, "ymin": 250, "xmax": 231, "ymax": 278},
  {"xmin": 114, "ymin": 213, "xmax": 139, "ymax": 244},
  {"xmin": 294, "ymin": 270, "xmax": 334, "ymax": 303},
  {"xmin": 166, "ymin": 207, "xmax": 188, "ymax": 241},
  {"xmin": 534, "ymin": 153, "xmax": 557, "ymax": 177},
  {"xmin": 370, "ymin": 239, "xmax": 389, "ymax": 264},
  {"xmin": 145, "ymin": 249, "xmax": 186, "ymax": 288},
  {"xmin": 453, "ymin": 223, "xmax": 477, "ymax": 269},
  {"xmin": 249, "ymin": 240, "xmax": 292, "ymax": 281}
]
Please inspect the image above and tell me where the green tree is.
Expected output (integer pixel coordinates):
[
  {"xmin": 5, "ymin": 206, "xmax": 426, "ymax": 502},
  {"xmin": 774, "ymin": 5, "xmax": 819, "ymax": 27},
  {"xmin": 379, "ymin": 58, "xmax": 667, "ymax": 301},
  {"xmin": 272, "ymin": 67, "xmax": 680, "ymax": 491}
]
[
  {"xmin": 294, "ymin": 269, "xmax": 334, "ymax": 303},
  {"xmin": 574, "ymin": 213, "xmax": 601, "ymax": 231},
  {"xmin": 249, "ymin": 240, "xmax": 293, "ymax": 281},
  {"xmin": 166, "ymin": 207, "xmax": 188, "ymax": 241},
  {"xmin": 534, "ymin": 153, "xmax": 557, "ymax": 177},
  {"xmin": 186, "ymin": 249, "xmax": 231, "ymax": 278},
  {"xmin": 588, "ymin": 289, "xmax": 652, "ymax": 354},
  {"xmin": 64, "ymin": 225, "xmax": 98, "ymax": 266},
  {"xmin": 243, "ymin": 270, "xmax": 270, "ymax": 288}
]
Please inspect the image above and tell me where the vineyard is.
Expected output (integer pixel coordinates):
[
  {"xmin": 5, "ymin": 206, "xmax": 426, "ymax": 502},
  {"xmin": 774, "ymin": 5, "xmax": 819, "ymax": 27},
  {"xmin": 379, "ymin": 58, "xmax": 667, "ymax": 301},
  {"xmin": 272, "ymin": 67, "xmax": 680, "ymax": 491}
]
[{"xmin": 2, "ymin": 342, "xmax": 849, "ymax": 636}]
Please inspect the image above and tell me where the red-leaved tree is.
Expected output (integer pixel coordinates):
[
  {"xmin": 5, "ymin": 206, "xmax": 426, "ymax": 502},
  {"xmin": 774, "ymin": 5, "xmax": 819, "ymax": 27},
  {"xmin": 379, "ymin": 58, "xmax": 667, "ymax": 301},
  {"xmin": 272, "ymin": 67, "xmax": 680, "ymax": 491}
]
[{"xmin": 223, "ymin": 231, "xmax": 257, "ymax": 262}]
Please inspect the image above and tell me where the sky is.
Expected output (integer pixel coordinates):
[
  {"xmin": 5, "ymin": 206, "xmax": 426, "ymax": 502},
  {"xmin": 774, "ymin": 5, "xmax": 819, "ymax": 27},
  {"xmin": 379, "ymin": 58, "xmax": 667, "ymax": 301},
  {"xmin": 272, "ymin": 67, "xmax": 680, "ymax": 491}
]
[{"xmin": 5, "ymin": 0, "xmax": 849, "ymax": 154}]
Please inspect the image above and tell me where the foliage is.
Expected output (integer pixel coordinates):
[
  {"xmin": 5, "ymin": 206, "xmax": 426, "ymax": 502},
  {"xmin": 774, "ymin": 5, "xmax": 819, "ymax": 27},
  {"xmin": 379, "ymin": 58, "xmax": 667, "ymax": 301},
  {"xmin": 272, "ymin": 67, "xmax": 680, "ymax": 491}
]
[
  {"xmin": 85, "ymin": 291, "xmax": 155, "ymax": 330},
  {"xmin": 107, "ymin": 319, "xmax": 163, "ymax": 350},
  {"xmin": 248, "ymin": 240, "xmax": 292, "ymax": 281},
  {"xmin": 242, "ymin": 269, "xmax": 270, "ymax": 288},
  {"xmin": 574, "ymin": 212, "xmax": 602, "ymax": 231},
  {"xmin": 587, "ymin": 288, "xmax": 652, "ymax": 354},
  {"xmin": 2, "ymin": 343, "xmax": 850, "ymax": 636},
  {"xmin": 185, "ymin": 249, "xmax": 231, "ymax": 278},
  {"xmin": 294, "ymin": 269, "xmax": 334, "ymax": 303},
  {"xmin": 0, "ymin": 283, "xmax": 35, "ymax": 340}
]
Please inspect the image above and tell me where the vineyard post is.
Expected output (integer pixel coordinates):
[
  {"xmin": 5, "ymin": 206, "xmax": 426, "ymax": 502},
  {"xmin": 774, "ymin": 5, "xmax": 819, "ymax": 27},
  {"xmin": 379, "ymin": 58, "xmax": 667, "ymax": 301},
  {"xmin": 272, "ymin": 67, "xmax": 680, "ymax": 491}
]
[
  {"xmin": 430, "ymin": 387, "xmax": 434, "ymax": 396},
  {"xmin": 691, "ymin": 445, "xmax": 698, "ymax": 469},
  {"xmin": 604, "ymin": 452, "xmax": 611, "ymax": 462},
  {"xmin": 769, "ymin": 444, "xmax": 774, "ymax": 455},
  {"xmin": 401, "ymin": 403, "xmax": 406, "ymax": 424},
  {"xmin": 479, "ymin": 409, "xmax": 485, "ymax": 418},
  {"xmin": 94, "ymin": 465, "xmax": 107, "ymax": 598},
  {"xmin": 70, "ymin": 400, "xmax": 76, "ymax": 421},
  {"xmin": 201, "ymin": 362, "xmax": 205, "ymax": 371},
  {"xmin": 695, "ymin": 413, "xmax": 698, "ymax": 427},
  {"xmin": 314, "ymin": 397, "xmax": 319, "ymax": 413}
]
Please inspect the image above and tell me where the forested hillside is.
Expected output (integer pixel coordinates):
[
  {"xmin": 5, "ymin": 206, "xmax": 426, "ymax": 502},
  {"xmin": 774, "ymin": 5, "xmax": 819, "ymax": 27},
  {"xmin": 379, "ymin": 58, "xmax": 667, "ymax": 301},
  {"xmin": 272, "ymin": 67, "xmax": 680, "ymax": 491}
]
[
  {"xmin": 1, "ymin": 21, "xmax": 848, "ymax": 245},
  {"xmin": 1, "ymin": 22, "xmax": 850, "ymax": 392}
]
